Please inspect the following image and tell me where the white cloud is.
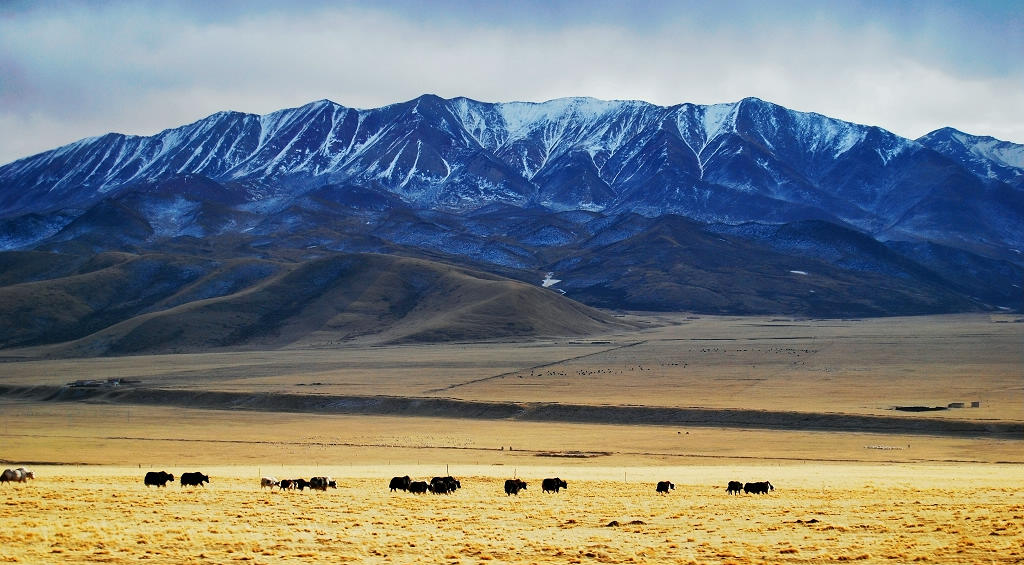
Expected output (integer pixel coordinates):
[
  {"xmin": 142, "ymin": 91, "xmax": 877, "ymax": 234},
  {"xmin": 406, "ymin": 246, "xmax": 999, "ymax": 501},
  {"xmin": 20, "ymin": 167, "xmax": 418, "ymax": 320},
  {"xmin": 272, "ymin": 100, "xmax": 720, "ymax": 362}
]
[{"xmin": 1, "ymin": 2, "xmax": 1021, "ymax": 165}]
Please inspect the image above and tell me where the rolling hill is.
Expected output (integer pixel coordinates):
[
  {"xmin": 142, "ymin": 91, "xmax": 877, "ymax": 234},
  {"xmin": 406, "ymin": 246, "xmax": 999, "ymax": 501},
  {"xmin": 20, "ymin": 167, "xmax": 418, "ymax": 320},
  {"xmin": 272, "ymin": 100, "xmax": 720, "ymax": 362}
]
[{"xmin": 0, "ymin": 251, "xmax": 627, "ymax": 356}]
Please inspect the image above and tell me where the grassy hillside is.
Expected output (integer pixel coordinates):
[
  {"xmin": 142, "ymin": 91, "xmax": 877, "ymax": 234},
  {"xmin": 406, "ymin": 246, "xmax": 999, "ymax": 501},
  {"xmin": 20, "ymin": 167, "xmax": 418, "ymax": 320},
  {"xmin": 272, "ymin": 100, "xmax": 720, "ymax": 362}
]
[{"xmin": 0, "ymin": 251, "xmax": 627, "ymax": 356}]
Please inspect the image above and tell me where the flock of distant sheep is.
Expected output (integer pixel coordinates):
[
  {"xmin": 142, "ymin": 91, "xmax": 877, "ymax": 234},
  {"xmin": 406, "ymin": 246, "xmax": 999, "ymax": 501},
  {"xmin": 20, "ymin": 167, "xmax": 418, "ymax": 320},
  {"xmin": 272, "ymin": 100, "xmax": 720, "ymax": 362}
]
[{"xmin": 2, "ymin": 467, "xmax": 775, "ymax": 495}]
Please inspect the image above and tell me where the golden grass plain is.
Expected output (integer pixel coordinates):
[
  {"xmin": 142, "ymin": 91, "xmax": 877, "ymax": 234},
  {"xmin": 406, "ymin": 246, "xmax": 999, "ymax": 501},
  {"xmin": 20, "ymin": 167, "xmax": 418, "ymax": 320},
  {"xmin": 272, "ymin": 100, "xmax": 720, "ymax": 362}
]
[
  {"xmin": 1, "ymin": 313, "xmax": 1022, "ymax": 563},
  {"xmin": 0, "ymin": 465, "xmax": 1022, "ymax": 564},
  {"xmin": 2, "ymin": 313, "xmax": 1020, "ymax": 419}
]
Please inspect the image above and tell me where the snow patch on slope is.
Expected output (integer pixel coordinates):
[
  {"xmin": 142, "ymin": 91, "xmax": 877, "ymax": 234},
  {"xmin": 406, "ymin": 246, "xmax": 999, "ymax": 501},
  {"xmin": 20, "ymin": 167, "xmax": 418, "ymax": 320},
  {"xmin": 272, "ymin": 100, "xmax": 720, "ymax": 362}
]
[{"xmin": 700, "ymin": 102, "xmax": 739, "ymax": 141}]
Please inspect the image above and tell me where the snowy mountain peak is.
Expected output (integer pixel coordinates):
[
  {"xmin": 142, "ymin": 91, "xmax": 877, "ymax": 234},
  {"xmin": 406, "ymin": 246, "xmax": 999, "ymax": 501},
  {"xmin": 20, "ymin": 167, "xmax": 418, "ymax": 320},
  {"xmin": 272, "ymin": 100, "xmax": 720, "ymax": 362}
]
[
  {"xmin": 920, "ymin": 127, "xmax": 1024, "ymax": 168},
  {"xmin": 918, "ymin": 127, "xmax": 1024, "ymax": 183},
  {"xmin": 0, "ymin": 94, "xmax": 1020, "ymax": 256}
]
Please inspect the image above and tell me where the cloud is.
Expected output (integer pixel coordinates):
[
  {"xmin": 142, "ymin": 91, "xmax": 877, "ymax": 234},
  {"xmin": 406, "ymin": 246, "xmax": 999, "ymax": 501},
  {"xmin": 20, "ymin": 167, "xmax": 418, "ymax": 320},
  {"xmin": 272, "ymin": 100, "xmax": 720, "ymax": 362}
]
[{"xmin": 0, "ymin": 1, "xmax": 1021, "ymax": 165}]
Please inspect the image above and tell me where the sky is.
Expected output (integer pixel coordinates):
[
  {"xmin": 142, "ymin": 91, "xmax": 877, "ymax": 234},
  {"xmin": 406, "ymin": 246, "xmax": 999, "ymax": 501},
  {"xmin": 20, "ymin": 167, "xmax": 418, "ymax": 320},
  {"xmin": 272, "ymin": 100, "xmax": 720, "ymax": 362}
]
[{"xmin": 1, "ymin": 0, "xmax": 1022, "ymax": 165}]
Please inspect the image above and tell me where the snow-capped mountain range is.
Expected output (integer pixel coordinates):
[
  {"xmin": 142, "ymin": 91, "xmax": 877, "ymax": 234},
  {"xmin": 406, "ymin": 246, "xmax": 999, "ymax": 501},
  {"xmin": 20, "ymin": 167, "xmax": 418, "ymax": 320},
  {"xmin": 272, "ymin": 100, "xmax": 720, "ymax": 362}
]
[
  {"xmin": 2, "ymin": 94, "xmax": 1021, "ymax": 240},
  {"xmin": 0, "ymin": 94, "xmax": 1021, "ymax": 317}
]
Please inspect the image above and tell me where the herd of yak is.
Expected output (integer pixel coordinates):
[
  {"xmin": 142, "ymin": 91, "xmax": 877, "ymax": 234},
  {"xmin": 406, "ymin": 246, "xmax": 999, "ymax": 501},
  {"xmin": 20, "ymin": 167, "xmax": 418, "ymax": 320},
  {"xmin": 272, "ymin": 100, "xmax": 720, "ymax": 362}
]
[{"xmin": 3, "ymin": 467, "xmax": 774, "ymax": 495}]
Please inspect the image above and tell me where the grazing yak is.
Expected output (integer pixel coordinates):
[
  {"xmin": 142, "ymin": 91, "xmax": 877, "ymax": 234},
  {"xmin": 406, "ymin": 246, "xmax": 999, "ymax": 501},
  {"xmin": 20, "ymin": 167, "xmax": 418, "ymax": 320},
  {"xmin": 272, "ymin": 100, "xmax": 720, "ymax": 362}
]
[
  {"xmin": 280, "ymin": 478, "xmax": 309, "ymax": 491},
  {"xmin": 1, "ymin": 468, "xmax": 29, "ymax": 483},
  {"xmin": 144, "ymin": 471, "xmax": 174, "ymax": 487},
  {"xmin": 504, "ymin": 479, "xmax": 528, "ymax": 496},
  {"xmin": 1, "ymin": 468, "xmax": 33, "ymax": 484},
  {"xmin": 430, "ymin": 476, "xmax": 461, "ymax": 494},
  {"xmin": 656, "ymin": 481, "xmax": 675, "ymax": 494},
  {"xmin": 260, "ymin": 477, "xmax": 280, "ymax": 489},
  {"xmin": 309, "ymin": 476, "xmax": 337, "ymax": 491},
  {"xmin": 541, "ymin": 478, "xmax": 567, "ymax": 493},
  {"xmin": 389, "ymin": 476, "xmax": 411, "ymax": 492},
  {"xmin": 408, "ymin": 481, "xmax": 430, "ymax": 494},
  {"xmin": 726, "ymin": 481, "xmax": 743, "ymax": 495},
  {"xmin": 180, "ymin": 472, "xmax": 210, "ymax": 487},
  {"xmin": 744, "ymin": 481, "xmax": 774, "ymax": 494}
]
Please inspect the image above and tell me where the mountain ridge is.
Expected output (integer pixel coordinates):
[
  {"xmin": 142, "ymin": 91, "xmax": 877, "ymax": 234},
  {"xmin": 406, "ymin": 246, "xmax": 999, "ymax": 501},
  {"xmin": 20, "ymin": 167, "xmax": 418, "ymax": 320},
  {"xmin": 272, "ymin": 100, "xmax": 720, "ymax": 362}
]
[
  {"xmin": 0, "ymin": 94, "xmax": 1020, "ymax": 345},
  {"xmin": 3, "ymin": 94, "xmax": 1019, "ymax": 257}
]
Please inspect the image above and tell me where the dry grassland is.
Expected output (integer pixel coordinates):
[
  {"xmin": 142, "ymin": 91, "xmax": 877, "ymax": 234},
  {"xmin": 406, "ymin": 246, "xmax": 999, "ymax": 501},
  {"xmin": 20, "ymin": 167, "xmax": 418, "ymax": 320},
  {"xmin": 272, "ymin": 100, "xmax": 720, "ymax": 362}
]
[
  {"xmin": 0, "ymin": 314, "xmax": 1022, "ymax": 563},
  {"xmin": 2, "ymin": 314, "xmax": 1020, "ymax": 420},
  {"xmin": 0, "ymin": 400, "xmax": 1022, "ymax": 467},
  {"xmin": 0, "ymin": 465, "xmax": 1021, "ymax": 564}
]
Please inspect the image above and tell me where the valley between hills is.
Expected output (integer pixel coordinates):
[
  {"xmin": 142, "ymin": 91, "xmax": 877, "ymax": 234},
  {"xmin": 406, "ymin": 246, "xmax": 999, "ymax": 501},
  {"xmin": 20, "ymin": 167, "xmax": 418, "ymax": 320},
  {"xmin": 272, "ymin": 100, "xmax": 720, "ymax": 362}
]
[{"xmin": 2, "ymin": 93, "xmax": 1023, "ymax": 564}]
